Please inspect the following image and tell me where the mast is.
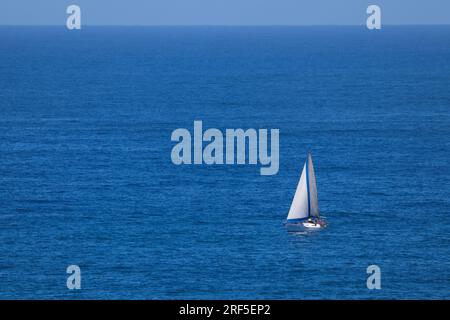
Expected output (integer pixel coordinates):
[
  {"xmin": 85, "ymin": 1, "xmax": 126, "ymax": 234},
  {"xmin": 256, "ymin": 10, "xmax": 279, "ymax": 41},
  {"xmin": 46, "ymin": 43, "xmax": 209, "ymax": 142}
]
[{"xmin": 305, "ymin": 153, "xmax": 311, "ymax": 217}]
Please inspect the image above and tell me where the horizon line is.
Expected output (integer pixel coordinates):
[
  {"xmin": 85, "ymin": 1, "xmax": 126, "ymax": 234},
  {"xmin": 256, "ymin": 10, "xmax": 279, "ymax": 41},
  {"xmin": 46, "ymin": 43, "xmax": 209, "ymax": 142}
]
[{"xmin": 1, "ymin": 23, "xmax": 450, "ymax": 27}]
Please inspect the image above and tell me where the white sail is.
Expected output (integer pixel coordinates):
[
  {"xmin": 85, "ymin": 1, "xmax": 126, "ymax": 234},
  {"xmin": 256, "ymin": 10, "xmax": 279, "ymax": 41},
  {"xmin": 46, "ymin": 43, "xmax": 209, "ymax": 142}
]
[
  {"xmin": 307, "ymin": 153, "xmax": 320, "ymax": 217},
  {"xmin": 286, "ymin": 163, "xmax": 309, "ymax": 221},
  {"xmin": 286, "ymin": 153, "xmax": 320, "ymax": 221}
]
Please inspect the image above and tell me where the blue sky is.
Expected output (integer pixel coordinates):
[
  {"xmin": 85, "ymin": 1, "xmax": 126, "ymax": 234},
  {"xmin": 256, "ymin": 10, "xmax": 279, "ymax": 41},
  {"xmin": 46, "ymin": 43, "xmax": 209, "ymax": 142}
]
[{"xmin": 1, "ymin": 0, "xmax": 449, "ymax": 25}]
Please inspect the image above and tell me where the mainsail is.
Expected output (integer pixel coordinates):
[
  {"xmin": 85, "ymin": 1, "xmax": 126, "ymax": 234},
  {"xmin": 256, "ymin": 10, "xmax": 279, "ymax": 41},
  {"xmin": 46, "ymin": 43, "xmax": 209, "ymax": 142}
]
[
  {"xmin": 286, "ymin": 153, "xmax": 319, "ymax": 221},
  {"xmin": 307, "ymin": 153, "xmax": 319, "ymax": 217}
]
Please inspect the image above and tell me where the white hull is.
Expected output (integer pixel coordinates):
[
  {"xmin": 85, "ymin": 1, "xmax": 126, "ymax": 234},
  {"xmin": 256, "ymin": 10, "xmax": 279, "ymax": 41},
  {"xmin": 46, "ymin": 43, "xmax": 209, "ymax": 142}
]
[
  {"xmin": 302, "ymin": 222, "xmax": 323, "ymax": 229},
  {"xmin": 285, "ymin": 219, "xmax": 326, "ymax": 232}
]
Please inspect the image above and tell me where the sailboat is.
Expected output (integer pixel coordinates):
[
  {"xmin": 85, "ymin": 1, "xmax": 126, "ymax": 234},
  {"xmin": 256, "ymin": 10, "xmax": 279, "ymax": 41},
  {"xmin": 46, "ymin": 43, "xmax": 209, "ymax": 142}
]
[{"xmin": 285, "ymin": 153, "xmax": 326, "ymax": 230}]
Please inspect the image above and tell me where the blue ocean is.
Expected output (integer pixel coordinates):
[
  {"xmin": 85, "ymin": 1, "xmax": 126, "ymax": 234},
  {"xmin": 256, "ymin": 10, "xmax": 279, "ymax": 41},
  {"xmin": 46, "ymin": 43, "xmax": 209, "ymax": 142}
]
[{"xmin": 1, "ymin": 26, "xmax": 449, "ymax": 299}]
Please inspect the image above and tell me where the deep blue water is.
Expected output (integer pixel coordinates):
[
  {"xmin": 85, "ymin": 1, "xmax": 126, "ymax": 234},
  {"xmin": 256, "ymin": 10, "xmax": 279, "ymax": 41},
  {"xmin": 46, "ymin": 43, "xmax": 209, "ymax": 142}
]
[{"xmin": 1, "ymin": 26, "xmax": 450, "ymax": 299}]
